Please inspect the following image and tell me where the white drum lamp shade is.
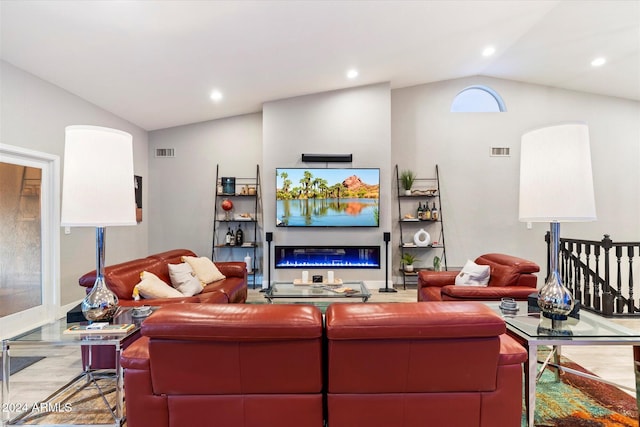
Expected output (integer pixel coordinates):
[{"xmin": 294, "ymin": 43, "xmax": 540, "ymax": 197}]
[
  {"xmin": 61, "ymin": 125, "xmax": 136, "ymax": 227},
  {"xmin": 519, "ymin": 123, "xmax": 596, "ymax": 223}
]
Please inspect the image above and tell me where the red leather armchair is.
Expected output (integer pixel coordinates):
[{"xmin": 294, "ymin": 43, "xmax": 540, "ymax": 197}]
[
  {"xmin": 325, "ymin": 302, "xmax": 527, "ymax": 427},
  {"xmin": 121, "ymin": 303, "xmax": 325, "ymax": 427},
  {"xmin": 418, "ymin": 253, "xmax": 539, "ymax": 302}
]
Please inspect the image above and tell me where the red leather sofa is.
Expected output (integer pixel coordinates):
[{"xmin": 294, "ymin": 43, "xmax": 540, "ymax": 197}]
[
  {"xmin": 122, "ymin": 302, "xmax": 526, "ymax": 427},
  {"xmin": 79, "ymin": 249, "xmax": 247, "ymax": 305},
  {"xmin": 121, "ymin": 303, "xmax": 324, "ymax": 427},
  {"xmin": 79, "ymin": 249, "xmax": 247, "ymax": 369},
  {"xmin": 325, "ymin": 302, "xmax": 527, "ymax": 427},
  {"xmin": 418, "ymin": 253, "xmax": 539, "ymax": 302}
]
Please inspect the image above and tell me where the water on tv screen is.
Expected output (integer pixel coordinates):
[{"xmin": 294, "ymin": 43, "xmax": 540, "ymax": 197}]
[{"xmin": 276, "ymin": 168, "xmax": 380, "ymax": 227}]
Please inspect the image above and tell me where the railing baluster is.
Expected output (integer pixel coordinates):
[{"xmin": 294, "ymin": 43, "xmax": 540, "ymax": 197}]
[
  {"xmin": 575, "ymin": 243, "xmax": 582, "ymax": 304},
  {"xmin": 584, "ymin": 244, "xmax": 592, "ymax": 308},
  {"xmin": 616, "ymin": 245, "xmax": 624, "ymax": 314},
  {"xmin": 567, "ymin": 242, "xmax": 574, "ymax": 296},
  {"xmin": 602, "ymin": 235, "xmax": 614, "ymax": 316},
  {"xmin": 628, "ymin": 246, "xmax": 635, "ymax": 314},
  {"xmin": 594, "ymin": 244, "xmax": 601, "ymax": 311}
]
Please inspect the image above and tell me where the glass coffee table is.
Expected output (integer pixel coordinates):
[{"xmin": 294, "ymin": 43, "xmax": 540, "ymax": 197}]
[
  {"xmin": 1, "ymin": 307, "xmax": 148, "ymax": 426},
  {"xmin": 265, "ymin": 281, "xmax": 371, "ymax": 304},
  {"xmin": 484, "ymin": 301, "xmax": 640, "ymax": 427}
]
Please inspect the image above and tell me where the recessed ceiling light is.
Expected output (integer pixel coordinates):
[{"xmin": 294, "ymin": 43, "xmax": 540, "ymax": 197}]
[
  {"xmin": 347, "ymin": 69, "xmax": 359, "ymax": 79},
  {"xmin": 482, "ymin": 46, "xmax": 496, "ymax": 57},
  {"xmin": 591, "ymin": 57, "xmax": 606, "ymax": 67},
  {"xmin": 210, "ymin": 90, "xmax": 223, "ymax": 102}
]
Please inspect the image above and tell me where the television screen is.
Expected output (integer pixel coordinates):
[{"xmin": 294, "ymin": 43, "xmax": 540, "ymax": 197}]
[{"xmin": 276, "ymin": 168, "xmax": 380, "ymax": 227}]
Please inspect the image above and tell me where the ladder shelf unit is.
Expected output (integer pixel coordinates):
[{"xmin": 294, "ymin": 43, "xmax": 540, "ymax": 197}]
[{"xmin": 395, "ymin": 164, "xmax": 447, "ymax": 289}]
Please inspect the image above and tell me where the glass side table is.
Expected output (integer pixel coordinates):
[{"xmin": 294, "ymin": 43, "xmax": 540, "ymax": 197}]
[{"xmin": 2, "ymin": 307, "xmax": 146, "ymax": 426}]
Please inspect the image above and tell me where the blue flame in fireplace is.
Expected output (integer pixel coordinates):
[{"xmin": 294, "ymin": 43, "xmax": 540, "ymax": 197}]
[{"xmin": 275, "ymin": 246, "xmax": 380, "ymax": 269}]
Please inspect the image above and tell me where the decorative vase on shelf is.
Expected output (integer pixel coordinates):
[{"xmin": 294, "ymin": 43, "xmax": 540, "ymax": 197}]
[
  {"xmin": 413, "ymin": 229, "xmax": 431, "ymax": 247},
  {"xmin": 82, "ymin": 276, "xmax": 119, "ymax": 321},
  {"xmin": 221, "ymin": 198, "xmax": 233, "ymax": 220}
]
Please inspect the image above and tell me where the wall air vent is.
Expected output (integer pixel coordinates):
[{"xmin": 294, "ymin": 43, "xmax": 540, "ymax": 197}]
[
  {"xmin": 490, "ymin": 147, "xmax": 510, "ymax": 157},
  {"xmin": 155, "ymin": 148, "xmax": 175, "ymax": 158}
]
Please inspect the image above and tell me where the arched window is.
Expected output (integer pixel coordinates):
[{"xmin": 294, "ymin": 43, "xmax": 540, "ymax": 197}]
[{"xmin": 451, "ymin": 85, "xmax": 506, "ymax": 112}]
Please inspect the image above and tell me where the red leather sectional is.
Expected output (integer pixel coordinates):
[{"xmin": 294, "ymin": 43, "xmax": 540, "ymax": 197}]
[
  {"xmin": 326, "ymin": 302, "xmax": 527, "ymax": 427},
  {"xmin": 122, "ymin": 301, "xmax": 527, "ymax": 427},
  {"xmin": 78, "ymin": 248, "xmax": 247, "ymax": 305},
  {"xmin": 122, "ymin": 303, "xmax": 324, "ymax": 427}
]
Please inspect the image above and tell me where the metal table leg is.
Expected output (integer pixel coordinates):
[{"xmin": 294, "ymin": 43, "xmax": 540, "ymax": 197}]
[
  {"xmin": 1, "ymin": 341, "xmax": 9, "ymax": 425},
  {"xmin": 525, "ymin": 343, "xmax": 537, "ymax": 427}
]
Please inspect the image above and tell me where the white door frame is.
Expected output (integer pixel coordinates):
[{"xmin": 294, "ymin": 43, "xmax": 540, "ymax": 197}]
[{"xmin": 0, "ymin": 143, "xmax": 60, "ymax": 340}]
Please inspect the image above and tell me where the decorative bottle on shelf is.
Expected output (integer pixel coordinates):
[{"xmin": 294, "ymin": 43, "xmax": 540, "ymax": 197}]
[
  {"xmin": 229, "ymin": 229, "xmax": 236, "ymax": 246},
  {"xmin": 235, "ymin": 224, "xmax": 244, "ymax": 246},
  {"xmin": 225, "ymin": 228, "xmax": 232, "ymax": 245},
  {"xmin": 416, "ymin": 203, "xmax": 423, "ymax": 220},
  {"xmin": 431, "ymin": 203, "xmax": 439, "ymax": 221},
  {"xmin": 423, "ymin": 202, "xmax": 431, "ymax": 220}
]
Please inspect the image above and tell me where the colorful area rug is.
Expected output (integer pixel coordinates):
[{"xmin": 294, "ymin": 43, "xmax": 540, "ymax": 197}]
[
  {"xmin": 0, "ymin": 356, "xmax": 44, "ymax": 380},
  {"xmin": 524, "ymin": 351, "xmax": 638, "ymax": 427}
]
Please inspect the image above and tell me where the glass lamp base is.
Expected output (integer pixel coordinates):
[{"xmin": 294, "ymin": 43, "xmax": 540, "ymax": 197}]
[{"xmin": 82, "ymin": 277, "xmax": 119, "ymax": 322}]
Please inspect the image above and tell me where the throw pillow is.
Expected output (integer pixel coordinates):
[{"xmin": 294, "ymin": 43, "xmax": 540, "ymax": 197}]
[
  {"xmin": 134, "ymin": 271, "xmax": 183, "ymax": 299},
  {"xmin": 182, "ymin": 256, "xmax": 226, "ymax": 284},
  {"xmin": 168, "ymin": 262, "xmax": 204, "ymax": 297},
  {"xmin": 454, "ymin": 260, "xmax": 491, "ymax": 287}
]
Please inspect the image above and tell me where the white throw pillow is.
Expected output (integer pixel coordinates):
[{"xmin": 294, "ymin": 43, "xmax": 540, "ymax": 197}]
[
  {"xmin": 182, "ymin": 256, "xmax": 226, "ymax": 284},
  {"xmin": 168, "ymin": 262, "xmax": 204, "ymax": 297},
  {"xmin": 454, "ymin": 260, "xmax": 491, "ymax": 287},
  {"xmin": 134, "ymin": 271, "xmax": 183, "ymax": 299}
]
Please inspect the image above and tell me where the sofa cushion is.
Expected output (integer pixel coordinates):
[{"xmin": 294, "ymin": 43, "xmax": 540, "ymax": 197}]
[
  {"xmin": 168, "ymin": 262, "xmax": 203, "ymax": 296},
  {"xmin": 135, "ymin": 271, "xmax": 184, "ymax": 299},
  {"xmin": 441, "ymin": 285, "xmax": 537, "ymax": 301},
  {"xmin": 455, "ymin": 259, "xmax": 490, "ymax": 286},
  {"xmin": 475, "ymin": 253, "xmax": 539, "ymax": 287},
  {"xmin": 183, "ymin": 256, "xmax": 226, "ymax": 284}
]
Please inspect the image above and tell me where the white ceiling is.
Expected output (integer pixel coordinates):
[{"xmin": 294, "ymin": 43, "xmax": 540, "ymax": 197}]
[{"xmin": 1, "ymin": 1, "xmax": 639, "ymax": 131}]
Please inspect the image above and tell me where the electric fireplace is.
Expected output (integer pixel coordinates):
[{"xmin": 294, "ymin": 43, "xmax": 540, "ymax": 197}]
[{"xmin": 274, "ymin": 246, "xmax": 380, "ymax": 269}]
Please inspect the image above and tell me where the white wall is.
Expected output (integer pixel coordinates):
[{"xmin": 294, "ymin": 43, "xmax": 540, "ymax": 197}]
[
  {"xmin": 0, "ymin": 61, "xmax": 149, "ymax": 306},
  {"xmin": 263, "ymin": 83, "xmax": 392, "ymax": 287},
  {"xmin": 391, "ymin": 75, "xmax": 640, "ymax": 283},
  {"xmin": 148, "ymin": 113, "xmax": 263, "ymax": 258}
]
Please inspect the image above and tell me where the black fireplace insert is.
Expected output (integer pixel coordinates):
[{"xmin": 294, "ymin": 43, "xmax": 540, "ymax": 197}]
[{"xmin": 274, "ymin": 246, "xmax": 380, "ymax": 269}]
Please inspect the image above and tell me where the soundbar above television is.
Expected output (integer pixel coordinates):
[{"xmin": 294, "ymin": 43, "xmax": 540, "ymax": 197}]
[{"xmin": 276, "ymin": 167, "xmax": 380, "ymax": 227}]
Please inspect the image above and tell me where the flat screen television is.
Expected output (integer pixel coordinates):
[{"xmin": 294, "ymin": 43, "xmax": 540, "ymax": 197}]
[{"xmin": 276, "ymin": 168, "xmax": 380, "ymax": 227}]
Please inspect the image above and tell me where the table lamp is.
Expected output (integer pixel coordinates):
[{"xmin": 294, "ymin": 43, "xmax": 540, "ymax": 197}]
[
  {"xmin": 61, "ymin": 125, "xmax": 136, "ymax": 321},
  {"xmin": 519, "ymin": 123, "xmax": 596, "ymax": 323}
]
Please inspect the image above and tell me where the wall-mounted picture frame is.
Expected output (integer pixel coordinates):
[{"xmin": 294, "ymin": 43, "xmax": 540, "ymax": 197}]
[{"xmin": 134, "ymin": 175, "xmax": 142, "ymax": 223}]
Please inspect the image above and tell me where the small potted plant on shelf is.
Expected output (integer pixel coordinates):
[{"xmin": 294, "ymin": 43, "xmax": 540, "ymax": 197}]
[
  {"xmin": 402, "ymin": 253, "xmax": 417, "ymax": 272},
  {"xmin": 433, "ymin": 255, "xmax": 442, "ymax": 272},
  {"xmin": 400, "ymin": 170, "xmax": 416, "ymax": 196}
]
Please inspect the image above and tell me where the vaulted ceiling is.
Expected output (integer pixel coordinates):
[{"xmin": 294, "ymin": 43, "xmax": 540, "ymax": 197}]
[{"xmin": 2, "ymin": 1, "xmax": 638, "ymax": 131}]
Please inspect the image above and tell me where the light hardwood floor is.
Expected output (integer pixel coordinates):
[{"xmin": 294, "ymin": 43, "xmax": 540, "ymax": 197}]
[{"xmin": 4, "ymin": 287, "xmax": 639, "ymax": 415}]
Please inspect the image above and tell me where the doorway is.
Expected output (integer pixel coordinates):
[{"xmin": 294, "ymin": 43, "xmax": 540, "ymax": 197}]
[{"xmin": 0, "ymin": 144, "xmax": 59, "ymax": 339}]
